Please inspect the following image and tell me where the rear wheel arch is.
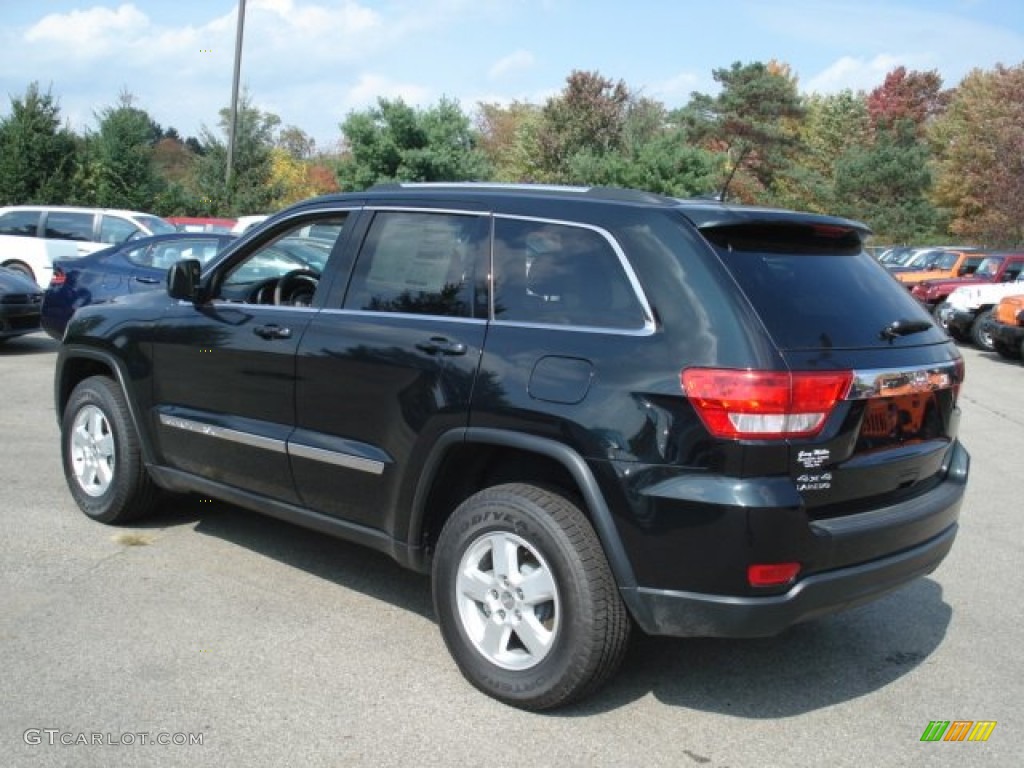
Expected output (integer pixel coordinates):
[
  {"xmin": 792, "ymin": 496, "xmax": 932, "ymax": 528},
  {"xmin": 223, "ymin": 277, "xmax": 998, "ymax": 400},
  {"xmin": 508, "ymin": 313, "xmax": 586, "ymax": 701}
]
[
  {"xmin": 2, "ymin": 259, "xmax": 35, "ymax": 283},
  {"xmin": 408, "ymin": 428, "xmax": 639, "ymax": 594}
]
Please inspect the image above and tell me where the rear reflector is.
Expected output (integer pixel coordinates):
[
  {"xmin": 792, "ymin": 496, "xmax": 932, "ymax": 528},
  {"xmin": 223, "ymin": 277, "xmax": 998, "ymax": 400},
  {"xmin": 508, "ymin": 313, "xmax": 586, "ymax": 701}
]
[
  {"xmin": 681, "ymin": 368, "xmax": 853, "ymax": 439},
  {"xmin": 748, "ymin": 562, "xmax": 801, "ymax": 587}
]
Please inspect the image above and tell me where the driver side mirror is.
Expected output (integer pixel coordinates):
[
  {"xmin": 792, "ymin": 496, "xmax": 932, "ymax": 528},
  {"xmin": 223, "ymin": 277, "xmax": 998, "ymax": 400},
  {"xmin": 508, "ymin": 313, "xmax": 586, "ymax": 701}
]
[{"xmin": 167, "ymin": 259, "xmax": 202, "ymax": 302}]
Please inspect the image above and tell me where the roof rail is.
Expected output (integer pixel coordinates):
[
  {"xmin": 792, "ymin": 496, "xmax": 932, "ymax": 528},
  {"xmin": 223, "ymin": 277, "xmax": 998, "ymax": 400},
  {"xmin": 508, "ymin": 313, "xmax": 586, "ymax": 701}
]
[{"xmin": 366, "ymin": 181, "xmax": 676, "ymax": 205}]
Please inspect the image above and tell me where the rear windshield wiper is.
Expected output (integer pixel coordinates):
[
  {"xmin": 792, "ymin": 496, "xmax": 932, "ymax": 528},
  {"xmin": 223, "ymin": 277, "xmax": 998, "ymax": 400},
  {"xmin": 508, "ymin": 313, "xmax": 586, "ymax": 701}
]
[{"xmin": 880, "ymin": 319, "xmax": 933, "ymax": 342}]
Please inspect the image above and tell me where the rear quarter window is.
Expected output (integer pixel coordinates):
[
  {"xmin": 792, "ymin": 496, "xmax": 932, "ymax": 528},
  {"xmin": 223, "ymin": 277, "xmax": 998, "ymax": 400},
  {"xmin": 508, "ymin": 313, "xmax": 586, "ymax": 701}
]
[
  {"xmin": 0, "ymin": 210, "xmax": 40, "ymax": 237},
  {"xmin": 705, "ymin": 224, "xmax": 946, "ymax": 350}
]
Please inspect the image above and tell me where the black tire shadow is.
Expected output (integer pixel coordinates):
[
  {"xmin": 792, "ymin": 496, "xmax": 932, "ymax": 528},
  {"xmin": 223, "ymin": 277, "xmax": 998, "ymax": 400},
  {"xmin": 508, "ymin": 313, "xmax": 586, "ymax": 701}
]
[
  {"xmin": 0, "ymin": 332, "xmax": 59, "ymax": 356},
  {"xmin": 567, "ymin": 578, "xmax": 951, "ymax": 716},
  {"xmin": 126, "ymin": 493, "xmax": 952, "ymax": 715},
  {"xmin": 145, "ymin": 494, "xmax": 434, "ymax": 621}
]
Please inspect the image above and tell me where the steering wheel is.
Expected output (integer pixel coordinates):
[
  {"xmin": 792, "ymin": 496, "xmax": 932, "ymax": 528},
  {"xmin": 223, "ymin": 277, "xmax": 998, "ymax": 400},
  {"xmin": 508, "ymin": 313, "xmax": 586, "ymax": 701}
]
[{"xmin": 273, "ymin": 269, "xmax": 320, "ymax": 306}]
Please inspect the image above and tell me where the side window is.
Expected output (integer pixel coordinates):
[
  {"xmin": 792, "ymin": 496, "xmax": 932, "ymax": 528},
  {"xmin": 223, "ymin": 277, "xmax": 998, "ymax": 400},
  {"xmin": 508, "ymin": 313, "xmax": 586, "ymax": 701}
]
[
  {"xmin": 44, "ymin": 211, "xmax": 95, "ymax": 242},
  {"xmin": 137, "ymin": 239, "xmax": 224, "ymax": 269},
  {"xmin": 493, "ymin": 218, "xmax": 646, "ymax": 330},
  {"xmin": 0, "ymin": 210, "xmax": 40, "ymax": 237},
  {"xmin": 343, "ymin": 211, "xmax": 486, "ymax": 318},
  {"xmin": 100, "ymin": 215, "xmax": 142, "ymax": 245},
  {"xmin": 123, "ymin": 243, "xmax": 157, "ymax": 267},
  {"xmin": 217, "ymin": 213, "xmax": 348, "ymax": 306}
]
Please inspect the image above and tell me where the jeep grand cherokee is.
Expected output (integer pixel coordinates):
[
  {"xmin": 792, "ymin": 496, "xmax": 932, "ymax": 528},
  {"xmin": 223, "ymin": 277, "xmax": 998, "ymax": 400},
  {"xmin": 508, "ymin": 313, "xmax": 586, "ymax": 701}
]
[{"xmin": 54, "ymin": 184, "xmax": 968, "ymax": 710}]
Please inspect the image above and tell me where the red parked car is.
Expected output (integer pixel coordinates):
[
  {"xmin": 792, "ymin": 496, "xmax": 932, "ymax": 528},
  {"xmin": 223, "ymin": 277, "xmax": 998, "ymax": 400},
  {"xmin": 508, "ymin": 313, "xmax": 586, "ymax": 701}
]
[{"xmin": 911, "ymin": 252, "xmax": 1024, "ymax": 314}]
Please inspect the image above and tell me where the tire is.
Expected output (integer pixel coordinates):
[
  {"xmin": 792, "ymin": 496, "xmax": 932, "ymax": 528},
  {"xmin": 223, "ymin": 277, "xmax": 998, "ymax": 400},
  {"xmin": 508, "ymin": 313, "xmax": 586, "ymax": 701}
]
[
  {"xmin": 432, "ymin": 483, "xmax": 630, "ymax": 710},
  {"xmin": 969, "ymin": 309, "xmax": 995, "ymax": 351},
  {"xmin": 3, "ymin": 260, "xmax": 35, "ymax": 283},
  {"xmin": 61, "ymin": 375, "xmax": 159, "ymax": 524},
  {"xmin": 993, "ymin": 339, "xmax": 1022, "ymax": 360}
]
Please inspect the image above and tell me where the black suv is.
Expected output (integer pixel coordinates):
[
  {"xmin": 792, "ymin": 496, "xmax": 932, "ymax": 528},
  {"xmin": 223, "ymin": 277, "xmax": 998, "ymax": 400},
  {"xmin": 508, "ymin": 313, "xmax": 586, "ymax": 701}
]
[{"xmin": 55, "ymin": 184, "xmax": 969, "ymax": 709}]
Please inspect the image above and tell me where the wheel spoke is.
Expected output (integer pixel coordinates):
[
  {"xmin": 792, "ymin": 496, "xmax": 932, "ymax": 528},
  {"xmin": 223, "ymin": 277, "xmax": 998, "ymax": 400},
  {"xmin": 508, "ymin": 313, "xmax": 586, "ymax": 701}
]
[
  {"xmin": 479, "ymin": 616, "xmax": 511, "ymax": 658},
  {"xmin": 95, "ymin": 432, "xmax": 114, "ymax": 460},
  {"xmin": 518, "ymin": 565, "xmax": 556, "ymax": 606},
  {"xmin": 489, "ymin": 533, "xmax": 520, "ymax": 582},
  {"xmin": 89, "ymin": 410, "xmax": 107, "ymax": 439},
  {"xmin": 515, "ymin": 614, "xmax": 554, "ymax": 657},
  {"xmin": 457, "ymin": 565, "xmax": 493, "ymax": 604}
]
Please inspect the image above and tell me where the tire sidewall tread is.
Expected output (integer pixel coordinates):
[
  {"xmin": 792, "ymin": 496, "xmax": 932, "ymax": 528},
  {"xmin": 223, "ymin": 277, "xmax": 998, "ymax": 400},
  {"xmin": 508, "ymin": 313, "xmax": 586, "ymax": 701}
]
[
  {"xmin": 432, "ymin": 482, "xmax": 629, "ymax": 710},
  {"xmin": 61, "ymin": 376, "xmax": 158, "ymax": 524}
]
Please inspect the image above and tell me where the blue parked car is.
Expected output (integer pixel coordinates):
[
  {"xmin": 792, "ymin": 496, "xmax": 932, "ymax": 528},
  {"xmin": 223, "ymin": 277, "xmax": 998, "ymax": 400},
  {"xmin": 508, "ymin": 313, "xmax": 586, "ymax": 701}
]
[{"xmin": 41, "ymin": 233, "xmax": 236, "ymax": 339}]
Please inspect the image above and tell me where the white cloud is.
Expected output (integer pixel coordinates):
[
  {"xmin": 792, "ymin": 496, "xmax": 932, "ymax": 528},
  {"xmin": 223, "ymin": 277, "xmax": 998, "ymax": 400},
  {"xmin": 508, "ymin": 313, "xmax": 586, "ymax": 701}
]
[
  {"xmin": 25, "ymin": 3, "xmax": 150, "ymax": 58},
  {"xmin": 647, "ymin": 71, "xmax": 701, "ymax": 103},
  {"xmin": 346, "ymin": 74, "xmax": 431, "ymax": 109},
  {"xmin": 805, "ymin": 53, "xmax": 931, "ymax": 94},
  {"xmin": 488, "ymin": 50, "xmax": 535, "ymax": 80}
]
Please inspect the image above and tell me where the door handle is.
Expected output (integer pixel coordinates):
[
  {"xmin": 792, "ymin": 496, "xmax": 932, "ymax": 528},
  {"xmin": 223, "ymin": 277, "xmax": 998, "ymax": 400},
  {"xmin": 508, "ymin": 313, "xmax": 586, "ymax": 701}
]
[
  {"xmin": 416, "ymin": 336, "xmax": 467, "ymax": 356},
  {"xmin": 253, "ymin": 324, "xmax": 292, "ymax": 340},
  {"xmin": 134, "ymin": 276, "xmax": 160, "ymax": 284}
]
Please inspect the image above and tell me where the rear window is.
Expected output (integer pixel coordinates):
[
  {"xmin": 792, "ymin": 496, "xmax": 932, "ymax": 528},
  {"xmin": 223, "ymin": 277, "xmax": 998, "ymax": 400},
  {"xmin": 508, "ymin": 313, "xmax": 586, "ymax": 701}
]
[
  {"xmin": 0, "ymin": 210, "xmax": 39, "ymax": 236},
  {"xmin": 136, "ymin": 215, "xmax": 177, "ymax": 236},
  {"xmin": 705, "ymin": 224, "xmax": 946, "ymax": 350}
]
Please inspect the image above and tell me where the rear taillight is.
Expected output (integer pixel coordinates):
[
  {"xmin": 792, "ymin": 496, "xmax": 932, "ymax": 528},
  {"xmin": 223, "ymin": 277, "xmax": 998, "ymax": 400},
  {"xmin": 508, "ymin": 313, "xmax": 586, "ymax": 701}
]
[
  {"xmin": 681, "ymin": 368, "xmax": 853, "ymax": 440},
  {"xmin": 48, "ymin": 269, "xmax": 66, "ymax": 287}
]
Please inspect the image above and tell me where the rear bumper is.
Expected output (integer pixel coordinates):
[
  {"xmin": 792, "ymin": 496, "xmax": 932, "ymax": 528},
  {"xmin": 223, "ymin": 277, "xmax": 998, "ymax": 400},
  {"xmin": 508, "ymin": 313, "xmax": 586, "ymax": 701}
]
[
  {"xmin": 0, "ymin": 304, "xmax": 41, "ymax": 338},
  {"xmin": 622, "ymin": 441, "xmax": 968, "ymax": 638}
]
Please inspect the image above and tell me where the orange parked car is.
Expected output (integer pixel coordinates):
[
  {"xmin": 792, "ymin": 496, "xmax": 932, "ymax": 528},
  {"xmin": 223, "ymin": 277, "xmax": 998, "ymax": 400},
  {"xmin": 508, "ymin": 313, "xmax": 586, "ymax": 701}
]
[
  {"xmin": 895, "ymin": 249, "xmax": 985, "ymax": 286},
  {"xmin": 990, "ymin": 292, "xmax": 1024, "ymax": 360}
]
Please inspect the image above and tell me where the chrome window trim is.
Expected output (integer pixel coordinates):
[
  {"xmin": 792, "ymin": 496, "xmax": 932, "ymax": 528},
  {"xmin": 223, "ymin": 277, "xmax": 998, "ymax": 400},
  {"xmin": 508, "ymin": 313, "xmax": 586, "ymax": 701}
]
[
  {"xmin": 489, "ymin": 318, "xmax": 656, "ymax": 337},
  {"xmin": 158, "ymin": 414, "xmax": 287, "ymax": 453},
  {"xmin": 362, "ymin": 205, "xmax": 489, "ymax": 217},
  {"xmin": 204, "ymin": 302, "xmax": 321, "ymax": 314},
  {"xmin": 491, "ymin": 213, "xmax": 657, "ymax": 334},
  {"xmin": 848, "ymin": 362, "xmax": 962, "ymax": 400},
  {"xmin": 288, "ymin": 443, "xmax": 385, "ymax": 475},
  {"xmin": 316, "ymin": 308, "xmax": 487, "ymax": 325}
]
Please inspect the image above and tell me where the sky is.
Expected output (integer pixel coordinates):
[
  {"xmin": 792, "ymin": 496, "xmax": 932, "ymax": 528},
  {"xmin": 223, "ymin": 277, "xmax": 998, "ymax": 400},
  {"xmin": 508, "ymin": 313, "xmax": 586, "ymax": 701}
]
[{"xmin": 1, "ymin": 0, "xmax": 1022, "ymax": 151}]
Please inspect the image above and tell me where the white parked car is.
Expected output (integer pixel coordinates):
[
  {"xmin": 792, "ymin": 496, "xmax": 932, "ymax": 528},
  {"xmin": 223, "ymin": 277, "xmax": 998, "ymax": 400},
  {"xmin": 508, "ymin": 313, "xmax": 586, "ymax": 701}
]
[
  {"xmin": 230, "ymin": 214, "xmax": 269, "ymax": 234},
  {"xmin": 938, "ymin": 273, "xmax": 1024, "ymax": 349},
  {"xmin": 0, "ymin": 205, "xmax": 175, "ymax": 286}
]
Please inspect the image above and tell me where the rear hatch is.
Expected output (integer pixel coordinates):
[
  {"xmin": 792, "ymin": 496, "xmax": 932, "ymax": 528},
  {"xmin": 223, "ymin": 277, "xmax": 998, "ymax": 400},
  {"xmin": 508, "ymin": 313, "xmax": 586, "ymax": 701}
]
[{"xmin": 696, "ymin": 218, "xmax": 963, "ymax": 518}]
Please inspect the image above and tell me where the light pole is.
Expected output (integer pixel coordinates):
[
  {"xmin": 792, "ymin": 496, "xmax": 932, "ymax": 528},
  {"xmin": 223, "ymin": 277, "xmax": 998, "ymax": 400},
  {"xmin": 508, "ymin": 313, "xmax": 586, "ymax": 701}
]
[{"xmin": 225, "ymin": 0, "xmax": 246, "ymax": 191}]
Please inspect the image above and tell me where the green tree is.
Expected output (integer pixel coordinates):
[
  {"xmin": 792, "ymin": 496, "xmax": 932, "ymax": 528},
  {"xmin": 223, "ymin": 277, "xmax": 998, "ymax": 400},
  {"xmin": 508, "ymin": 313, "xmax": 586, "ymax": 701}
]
[
  {"xmin": 91, "ymin": 91, "xmax": 163, "ymax": 210},
  {"xmin": 194, "ymin": 90, "xmax": 282, "ymax": 215},
  {"xmin": 930, "ymin": 64, "xmax": 1024, "ymax": 246},
  {"xmin": 476, "ymin": 101, "xmax": 545, "ymax": 181},
  {"xmin": 0, "ymin": 82, "xmax": 78, "ymax": 204},
  {"xmin": 277, "ymin": 125, "xmax": 316, "ymax": 160},
  {"xmin": 834, "ymin": 120, "xmax": 939, "ymax": 242},
  {"xmin": 535, "ymin": 70, "xmax": 632, "ymax": 181},
  {"xmin": 336, "ymin": 97, "xmax": 490, "ymax": 190},
  {"xmin": 780, "ymin": 90, "xmax": 871, "ymax": 212},
  {"xmin": 676, "ymin": 61, "xmax": 805, "ymax": 201},
  {"xmin": 566, "ymin": 132, "xmax": 722, "ymax": 197}
]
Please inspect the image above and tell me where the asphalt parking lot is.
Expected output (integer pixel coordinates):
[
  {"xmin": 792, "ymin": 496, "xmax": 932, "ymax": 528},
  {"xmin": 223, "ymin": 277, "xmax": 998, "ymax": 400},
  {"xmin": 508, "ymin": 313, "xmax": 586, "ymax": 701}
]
[{"xmin": 1, "ymin": 332, "xmax": 1020, "ymax": 768}]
